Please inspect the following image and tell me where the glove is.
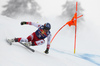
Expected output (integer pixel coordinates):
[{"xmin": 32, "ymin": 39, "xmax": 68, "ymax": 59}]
[
  {"xmin": 44, "ymin": 48, "xmax": 49, "ymax": 54},
  {"xmin": 21, "ymin": 21, "xmax": 27, "ymax": 25}
]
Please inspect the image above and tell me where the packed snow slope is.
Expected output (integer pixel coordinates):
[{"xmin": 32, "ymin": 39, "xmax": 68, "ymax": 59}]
[{"xmin": 0, "ymin": 15, "xmax": 100, "ymax": 66}]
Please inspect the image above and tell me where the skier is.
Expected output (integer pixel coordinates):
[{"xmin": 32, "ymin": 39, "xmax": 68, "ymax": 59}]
[{"xmin": 9, "ymin": 21, "xmax": 51, "ymax": 54}]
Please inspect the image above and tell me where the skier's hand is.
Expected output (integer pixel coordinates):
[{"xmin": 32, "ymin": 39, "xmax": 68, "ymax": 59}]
[
  {"xmin": 21, "ymin": 21, "xmax": 27, "ymax": 25},
  {"xmin": 44, "ymin": 48, "xmax": 49, "ymax": 54}
]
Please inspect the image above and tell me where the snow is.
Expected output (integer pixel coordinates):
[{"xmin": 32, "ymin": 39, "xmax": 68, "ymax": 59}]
[{"xmin": 0, "ymin": 0, "xmax": 100, "ymax": 66}]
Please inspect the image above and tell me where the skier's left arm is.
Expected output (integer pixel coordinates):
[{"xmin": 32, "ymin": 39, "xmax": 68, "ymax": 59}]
[{"xmin": 44, "ymin": 33, "xmax": 51, "ymax": 54}]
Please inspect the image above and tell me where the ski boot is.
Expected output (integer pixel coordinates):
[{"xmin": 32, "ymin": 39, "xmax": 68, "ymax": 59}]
[
  {"xmin": 6, "ymin": 38, "xmax": 15, "ymax": 45},
  {"xmin": 24, "ymin": 42, "xmax": 32, "ymax": 47}
]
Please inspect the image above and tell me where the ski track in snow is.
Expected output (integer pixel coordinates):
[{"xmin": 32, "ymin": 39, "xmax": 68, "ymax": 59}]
[{"xmin": 51, "ymin": 48, "xmax": 100, "ymax": 66}]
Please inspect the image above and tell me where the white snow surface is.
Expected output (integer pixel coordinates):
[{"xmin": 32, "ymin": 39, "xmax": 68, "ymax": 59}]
[
  {"xmin": 0, "ymin": 15, "xmax": 100, "ymax": 66},
  {"xmin": 0, "ymin": 0, "xmax": 100, "ymax": 66}
]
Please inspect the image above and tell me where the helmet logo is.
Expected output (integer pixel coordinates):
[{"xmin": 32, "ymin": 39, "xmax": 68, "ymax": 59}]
[{"xmin": 47, "ymin": 24, "xmax": 50, "ymax": 27}]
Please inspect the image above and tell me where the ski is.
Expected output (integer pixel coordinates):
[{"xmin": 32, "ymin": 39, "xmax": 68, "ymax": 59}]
[
  {"xmin": 19, "ymin": 42, "xmax": 35, "ymax": 52},
  {"xmin": 6, "ymin": 39, "xmax": 35, "ymax": 52}
]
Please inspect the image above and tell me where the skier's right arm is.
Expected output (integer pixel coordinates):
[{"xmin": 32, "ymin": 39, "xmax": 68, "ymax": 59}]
[{"xmin": 21, "ymin": 21, "xmax": 42, "ymax": 28}]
